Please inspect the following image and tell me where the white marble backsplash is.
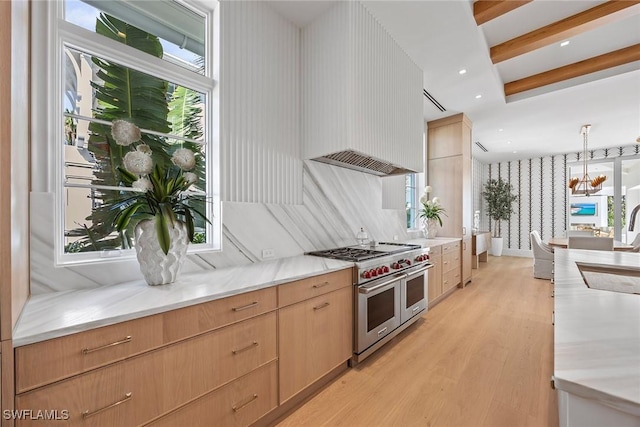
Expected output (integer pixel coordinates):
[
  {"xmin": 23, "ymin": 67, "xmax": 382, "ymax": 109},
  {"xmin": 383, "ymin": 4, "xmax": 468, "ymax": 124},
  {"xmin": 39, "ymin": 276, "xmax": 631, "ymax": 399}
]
[{"xmin": 31, "ymin": 160, "xmax": 408, "ymax": 293}]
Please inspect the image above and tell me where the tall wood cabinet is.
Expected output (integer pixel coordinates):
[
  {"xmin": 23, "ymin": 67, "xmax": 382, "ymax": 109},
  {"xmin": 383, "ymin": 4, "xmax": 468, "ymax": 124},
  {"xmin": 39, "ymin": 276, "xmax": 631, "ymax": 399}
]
[{"xmin": 427, "ymin": 113, "xmax": 473, "ymax": 286}]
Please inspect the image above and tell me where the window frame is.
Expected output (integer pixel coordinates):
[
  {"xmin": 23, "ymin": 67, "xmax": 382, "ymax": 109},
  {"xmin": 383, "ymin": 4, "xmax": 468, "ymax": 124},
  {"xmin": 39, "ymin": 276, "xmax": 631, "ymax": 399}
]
[
  {"xmin": 406, "ymin": 173, "xmax": 419, "ymax": 230},
  {"xmin": 32, "ymin": 0, "xmax": 221, "ymax": 266}
]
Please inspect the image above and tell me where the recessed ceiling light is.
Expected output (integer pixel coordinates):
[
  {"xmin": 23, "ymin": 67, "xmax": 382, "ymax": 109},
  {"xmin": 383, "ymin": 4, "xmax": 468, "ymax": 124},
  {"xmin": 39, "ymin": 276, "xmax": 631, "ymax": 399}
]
[
  {"xmin": 513, "ymin": 151, "xmax": 518, "ymax": 154},
  {"xmin": 498, "ymin": 128, "xmax": 503, "ymax": 132},
  {"xmin": 459, "ymin": 69, "xmax": 467, "ymax": 75},
  {"xmin": 560, "ymin": 40, "xmax": 570, "ymax": 47},
  {"xmin": 507, "ymin": 141, "xmax": 511, "ymax": 144},
  {"xmin": 475, "ymin": 94, "xmax": 482, "ymax": 99}
]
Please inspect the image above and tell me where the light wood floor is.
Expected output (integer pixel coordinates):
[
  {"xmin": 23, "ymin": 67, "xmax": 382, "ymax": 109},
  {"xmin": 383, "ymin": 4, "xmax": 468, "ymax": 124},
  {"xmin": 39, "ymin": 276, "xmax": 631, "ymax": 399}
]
[{"xmin": 276, "ymin": 256, "xmax": 558, "ymax": 427}]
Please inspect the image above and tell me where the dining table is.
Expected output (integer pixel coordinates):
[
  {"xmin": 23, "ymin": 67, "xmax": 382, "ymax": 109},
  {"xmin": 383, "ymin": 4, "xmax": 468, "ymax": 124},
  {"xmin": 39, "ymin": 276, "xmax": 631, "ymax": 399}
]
[{"xmin": 547, "ymin": 237, "xmax": 634, "ymax": 252}]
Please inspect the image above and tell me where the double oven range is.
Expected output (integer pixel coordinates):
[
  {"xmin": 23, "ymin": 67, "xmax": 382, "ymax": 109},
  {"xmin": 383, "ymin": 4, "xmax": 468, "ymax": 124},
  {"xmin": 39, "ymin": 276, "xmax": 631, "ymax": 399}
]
[{"xmin": 308, "ymin": 243, "xmax": 433, "ymax": 364}]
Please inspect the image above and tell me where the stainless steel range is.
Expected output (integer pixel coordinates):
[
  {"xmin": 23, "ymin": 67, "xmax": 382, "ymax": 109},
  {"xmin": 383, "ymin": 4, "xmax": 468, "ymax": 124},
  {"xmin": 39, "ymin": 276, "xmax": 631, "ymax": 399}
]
[{"xmin": 308, "ymin": 242, "xmax": 433, "ymax": 364}]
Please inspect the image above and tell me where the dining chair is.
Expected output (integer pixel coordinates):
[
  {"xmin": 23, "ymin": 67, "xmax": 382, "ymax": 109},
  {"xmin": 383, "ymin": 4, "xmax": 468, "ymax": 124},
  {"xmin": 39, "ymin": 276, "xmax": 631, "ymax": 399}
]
[
  {"xmin": 530, "ymin": 231, "xmax": 553, "ymax": 279},
  {"xmin": 567, "ymin": 236, "xmax": 614, "ymax": 251}
]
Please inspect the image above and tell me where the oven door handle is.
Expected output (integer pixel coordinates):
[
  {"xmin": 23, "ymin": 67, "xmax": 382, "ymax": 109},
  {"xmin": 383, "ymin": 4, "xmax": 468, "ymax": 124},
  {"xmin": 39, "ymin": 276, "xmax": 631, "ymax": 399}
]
[
  {"xmin": 358, "ymin": 275, "xmax": 406, "ymax": 294},
  {"xmin": 406, "ymin": 264, "xmax": 434, "ymax": 277}
]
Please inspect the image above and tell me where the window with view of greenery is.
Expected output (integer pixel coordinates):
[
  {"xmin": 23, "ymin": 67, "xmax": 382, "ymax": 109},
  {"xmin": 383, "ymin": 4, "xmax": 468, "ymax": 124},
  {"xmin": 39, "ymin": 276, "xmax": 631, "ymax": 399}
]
[
  {"xmin": 43, "ymin": 0, "xmax": 219, "ymax": 261},
  {"xmin": 406, "ymin": 174, "xmax": 418, "ymax": 229}
]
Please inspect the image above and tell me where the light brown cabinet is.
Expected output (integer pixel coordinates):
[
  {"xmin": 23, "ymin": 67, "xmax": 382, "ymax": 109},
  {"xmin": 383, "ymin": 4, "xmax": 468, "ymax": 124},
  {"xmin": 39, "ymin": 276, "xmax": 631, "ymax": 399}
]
[
  {"xmin": 15, "ymin": 312, "xmax": 277, "ymax": 427},
  {"xmin": 442, "ymin": 241, "xmax": 462, "ymax": 293},
  {"xmin": 427, "ymin": 113, "xmax": 472, "ymax": 286},
  {"xmin": 15, "ymin": 287, "xmax": 277, "ymax": 394},
  {"xmin": 462, "ymin": 237, "xmax": 472, "ymax": 283},
  {"xmin": 427, "ymin": 252, "xmax": 443, "ymax": 304},
  {"xmin": 13, "ymin": 268, "xmax": 354, "ymax": 427},
  {"xmin": 427, "ymin": 241, "xmax": 462, "ymax": 306},
  {"xmin": 278, "ymin": 281, "xmax": 352, "ymax": 404}
]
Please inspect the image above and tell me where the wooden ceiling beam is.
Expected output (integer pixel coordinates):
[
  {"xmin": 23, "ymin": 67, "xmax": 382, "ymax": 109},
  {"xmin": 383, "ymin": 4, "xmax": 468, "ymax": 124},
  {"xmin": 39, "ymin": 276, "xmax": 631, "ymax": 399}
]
[
  {"xmin": 473, "ymin": 1, "xmax": 532, "ymax": 26},
  {"xmin": 504, "ymin": 43, "xmax": 640, "ymax": 97},
  {"xmin": 491, "ymin": 1, "xmax": 640, "ymax": 64}
]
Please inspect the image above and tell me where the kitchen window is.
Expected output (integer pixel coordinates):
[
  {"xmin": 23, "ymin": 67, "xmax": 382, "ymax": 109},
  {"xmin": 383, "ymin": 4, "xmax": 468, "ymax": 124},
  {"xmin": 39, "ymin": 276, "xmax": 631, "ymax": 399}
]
[
  {"xmin": 32, "ymin": 0, "xmax": 221, "ymax": 265},
  {"xmin": 406, "ymin": 174, "xmax": 419, "ymax": 229}
]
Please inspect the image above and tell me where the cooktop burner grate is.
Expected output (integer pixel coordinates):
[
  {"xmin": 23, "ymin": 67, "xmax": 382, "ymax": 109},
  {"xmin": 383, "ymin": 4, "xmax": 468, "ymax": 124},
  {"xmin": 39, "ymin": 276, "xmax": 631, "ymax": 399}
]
[{"xmin": 306, "ymin": 247, "xmax": 386, "ymax": 262}]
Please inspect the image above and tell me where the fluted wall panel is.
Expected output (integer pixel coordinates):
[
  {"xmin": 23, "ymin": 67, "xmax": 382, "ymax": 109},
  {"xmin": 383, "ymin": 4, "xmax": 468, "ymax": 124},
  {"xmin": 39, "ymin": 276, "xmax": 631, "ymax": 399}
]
[
  {"xmin": 302, "ymin": 2, "xmax": 423, "ymax": 173},
  {"xmin": 221, "ymin": 1, "xmax": 301, "ymax": 204}
]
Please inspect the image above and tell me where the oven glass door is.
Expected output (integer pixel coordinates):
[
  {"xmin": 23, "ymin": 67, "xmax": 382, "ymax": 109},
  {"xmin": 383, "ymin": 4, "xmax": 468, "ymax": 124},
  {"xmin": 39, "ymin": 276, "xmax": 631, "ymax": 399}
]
[
  {"xmin": 356, "ymin": 276, "xmax": 401, "ymax": 354},
  {"xmin": 400, "ymin": 265, "xmax": 431, "ymax": 324}
]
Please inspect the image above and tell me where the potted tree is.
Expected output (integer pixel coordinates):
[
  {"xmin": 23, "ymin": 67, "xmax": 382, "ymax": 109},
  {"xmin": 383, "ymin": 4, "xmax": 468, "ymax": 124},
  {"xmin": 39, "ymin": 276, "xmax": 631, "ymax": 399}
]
[{"xmin": 482, "ymin": 178, "xmax": 517, "ymax": 256}]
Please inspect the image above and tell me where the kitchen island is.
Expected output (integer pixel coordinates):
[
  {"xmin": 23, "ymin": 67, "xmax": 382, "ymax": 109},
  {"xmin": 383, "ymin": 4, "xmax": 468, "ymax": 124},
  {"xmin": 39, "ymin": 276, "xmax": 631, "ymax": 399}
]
[{"xmin": 553, "ymin": 249, "xmax": 640, "ymax": 426}]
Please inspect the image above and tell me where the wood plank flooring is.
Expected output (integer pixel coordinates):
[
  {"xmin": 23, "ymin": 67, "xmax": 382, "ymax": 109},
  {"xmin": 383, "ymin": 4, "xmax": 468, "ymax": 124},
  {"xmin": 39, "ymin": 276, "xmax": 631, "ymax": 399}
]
[{"xmin": 275, "ymin": 256, "xmax": 558, "ymax": 427}]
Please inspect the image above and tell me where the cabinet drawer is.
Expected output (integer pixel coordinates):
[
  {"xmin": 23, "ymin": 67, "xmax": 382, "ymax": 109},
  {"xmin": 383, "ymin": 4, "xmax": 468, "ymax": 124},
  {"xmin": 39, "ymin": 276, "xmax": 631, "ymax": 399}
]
[
  {"xmin": 427, "ymin": 245, "xmax": 442, "ymax": 255},
  {"xmin": 15, "ymin": 287, "xmax": 277, "ymax": 394},
  {"xmin": 443, "ymin": 268, "xmax": 461, "ymax": 292},
  {"xmin": 442, "ymin": 251, "xmax": 461, "ymax": 273},
  {"xmin": 162, "ymin": 287, "xmax": 277, "ymax": 342},
  {"xmin": 442, "ymin": 241, "xmax": 461, "ymax": 254},
  {"xmin": 147, "ymin": 361, "xmax": 277, "ymax": 427},
  {"xmin": 15, "ymin": 314, "xmax": 163, "ymax": 393},
  {"xmin": 278, "ymin": 268, "xmax": 352, "ymax": 307},
  {"xmin": 16, "ymin": 313, "xmax": 277, "ymax": 427},
  {"xmin": 16, "ymin": 363, "xmax": 129, "ymax": 427}
]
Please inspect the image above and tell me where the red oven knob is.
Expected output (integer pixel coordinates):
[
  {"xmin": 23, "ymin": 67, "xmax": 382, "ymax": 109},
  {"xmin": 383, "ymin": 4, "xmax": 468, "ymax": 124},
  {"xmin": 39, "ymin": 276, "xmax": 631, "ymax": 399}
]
[
  {"xmin": 362, "ymin": 271, "xmax": 371, "ymax": 279},
  {"xmin": 391, "ymin": 262, "xmax": 399, "ymax": 269},
  {"xmin": 405, "ymin": 260, "xmax": 411, "ymax": 265},
  {"xmin": 370, "ymin": 269, "xmax": 378, "ymax": 277},
  {"xmin": 376, "ymin": 267, "xmax": 384, "ymax": 275},
  {"xmin": 382, "ymin": 266, "xmax": 389, "ymax": 273}
]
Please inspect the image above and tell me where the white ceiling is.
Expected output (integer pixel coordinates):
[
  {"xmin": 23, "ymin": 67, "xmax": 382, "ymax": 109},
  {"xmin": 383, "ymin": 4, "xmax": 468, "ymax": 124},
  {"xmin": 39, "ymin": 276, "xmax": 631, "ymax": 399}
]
[{"xmin": 266, "ymin": 0, "xmax": 640, "ymax": 163}]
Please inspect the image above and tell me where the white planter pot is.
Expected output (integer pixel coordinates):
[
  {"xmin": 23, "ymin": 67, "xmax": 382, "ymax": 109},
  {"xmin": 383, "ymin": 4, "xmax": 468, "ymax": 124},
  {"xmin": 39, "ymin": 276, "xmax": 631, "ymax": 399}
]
[
  {"xmin": 422, "ymin": 218, "xmax": 438, "ymax": 239},
  {"xmin": 490, "ymin": 237, "xmax": 504, "ymax": 257},
  {"xmin": 134, "ymin": 218, "xmax": 189, "ymax": 286}
]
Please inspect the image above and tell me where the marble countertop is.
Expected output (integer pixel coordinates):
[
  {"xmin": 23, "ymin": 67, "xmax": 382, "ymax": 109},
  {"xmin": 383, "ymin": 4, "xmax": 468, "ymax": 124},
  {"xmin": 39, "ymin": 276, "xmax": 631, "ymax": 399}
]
[
  {"xmin": 13, "ymin": 255, "xmax": 353, "ymax": 347},
  {"xmin": 403, "ymin": 236, "xmax": 462, "ymax": 248},
  {"xmin": 553, "ymin": 249, "xmax": 640, "ymax": 416}
]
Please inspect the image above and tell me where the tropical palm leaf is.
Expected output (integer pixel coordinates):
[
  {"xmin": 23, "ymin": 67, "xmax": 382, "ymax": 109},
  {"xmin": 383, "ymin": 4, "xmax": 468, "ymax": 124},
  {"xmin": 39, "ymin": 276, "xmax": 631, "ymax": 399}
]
[{"xmin": 69, "ymin": 14, "xmax": 170, "ymax": 251}]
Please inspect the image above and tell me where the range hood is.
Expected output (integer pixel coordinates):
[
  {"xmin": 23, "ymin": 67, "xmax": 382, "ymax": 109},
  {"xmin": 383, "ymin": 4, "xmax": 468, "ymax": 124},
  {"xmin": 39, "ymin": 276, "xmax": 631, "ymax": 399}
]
[{"xmin": 312, "ymin": 150, "xmax": 415, "ymax": 176}]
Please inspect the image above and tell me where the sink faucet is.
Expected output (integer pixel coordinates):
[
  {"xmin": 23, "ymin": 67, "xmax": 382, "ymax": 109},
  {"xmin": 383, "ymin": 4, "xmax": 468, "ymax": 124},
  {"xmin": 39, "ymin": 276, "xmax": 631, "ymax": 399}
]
[{"xmin": 630, "ymin": 204, "xmax": 640, "ymax": 231}]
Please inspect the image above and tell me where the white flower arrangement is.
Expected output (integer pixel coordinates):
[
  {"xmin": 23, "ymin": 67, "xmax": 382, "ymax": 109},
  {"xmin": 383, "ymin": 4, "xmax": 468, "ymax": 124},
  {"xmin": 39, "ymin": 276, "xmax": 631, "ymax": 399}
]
[
  {"xmin": 111, "ymin": 120, "xmax": 142, "ymax": 146},
  {"xmin": 419, "ymin": 186, "xmax": 447, "ymax": 226},
  {"xmin": 111, "ymin": 122, "xmax": 209, "ymax": 254}
]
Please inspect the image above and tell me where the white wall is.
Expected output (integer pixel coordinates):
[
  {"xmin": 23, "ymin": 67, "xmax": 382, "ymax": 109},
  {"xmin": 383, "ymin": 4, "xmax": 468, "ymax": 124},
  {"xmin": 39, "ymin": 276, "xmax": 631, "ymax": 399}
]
[
  {"xmin": 221, "ymin": 1, "xmax": 302, "ymax": 204},
  {"xmin": 480, "ymin": 144, "xmax": 640, "ymax": 254},
  {"xmin": 30, "ymin": 1, "xmax": 413, "ymax": 294}
]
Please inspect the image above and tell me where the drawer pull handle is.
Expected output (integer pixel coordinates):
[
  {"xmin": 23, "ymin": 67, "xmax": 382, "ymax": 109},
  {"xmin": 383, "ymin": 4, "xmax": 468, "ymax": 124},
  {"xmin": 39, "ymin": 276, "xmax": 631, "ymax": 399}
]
[
  {"xmin": 312, "ymin": 281, "xmax": 330, "ymax": 289},
  {"xmin": 232, "ymin": 394, "xmax": 258, "ymax": 412},
  {"xmin": 232, "ymin": 302, "xmax": 258, "ymax": 312},
  {"xmin": 82, "ymin": 392, "xmax": 132, "ymax": 418},
  {"xmin": 232, "ymin": 341, "xmax": 258, "ymax": 354},
  {"xmin": 82, "ymin": 336, "xmax": 132, "ymax": 355},
  {"xmin": 313, "ymin": 302, "xmax": 330, "ymax": 311}
]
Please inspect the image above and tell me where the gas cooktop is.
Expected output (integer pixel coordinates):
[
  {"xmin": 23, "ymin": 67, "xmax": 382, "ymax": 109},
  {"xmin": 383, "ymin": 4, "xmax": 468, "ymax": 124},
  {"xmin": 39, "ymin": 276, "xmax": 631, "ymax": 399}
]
[{"xmin": 306, "ymin": 242, "xmax": 421, "ymax": 262}]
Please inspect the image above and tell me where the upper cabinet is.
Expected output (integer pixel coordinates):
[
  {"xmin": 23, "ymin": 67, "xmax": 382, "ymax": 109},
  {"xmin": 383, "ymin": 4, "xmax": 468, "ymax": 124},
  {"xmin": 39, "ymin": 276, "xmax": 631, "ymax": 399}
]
[
  {"xmin": 427, "ymin": 113, "xmax": 473, "ymax": 238},
  {"xmin": 302, "ymin": 2, "xmax": 424, "ymax": 176}
]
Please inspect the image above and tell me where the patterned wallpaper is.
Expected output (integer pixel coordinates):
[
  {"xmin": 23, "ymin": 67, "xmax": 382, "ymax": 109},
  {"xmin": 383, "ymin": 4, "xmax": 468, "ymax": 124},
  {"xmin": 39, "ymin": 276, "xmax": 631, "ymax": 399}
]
[{"xmin": 479, "ymin": 144, "xmax": 640, "ymax": 255}]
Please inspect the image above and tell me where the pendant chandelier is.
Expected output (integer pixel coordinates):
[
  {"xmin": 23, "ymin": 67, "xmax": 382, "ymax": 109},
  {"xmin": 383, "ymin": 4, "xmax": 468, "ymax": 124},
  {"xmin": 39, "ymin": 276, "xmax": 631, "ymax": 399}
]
[{"xmin": 567, "ymin": 124, "xmax": 606, "ymax": 196}]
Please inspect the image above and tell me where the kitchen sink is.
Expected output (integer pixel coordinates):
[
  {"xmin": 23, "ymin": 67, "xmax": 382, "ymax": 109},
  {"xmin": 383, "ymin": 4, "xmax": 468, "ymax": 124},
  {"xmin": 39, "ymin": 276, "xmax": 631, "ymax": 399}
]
[{"xmin": 575, "ymin": 262, "xmax": 640, "ymax": 295}]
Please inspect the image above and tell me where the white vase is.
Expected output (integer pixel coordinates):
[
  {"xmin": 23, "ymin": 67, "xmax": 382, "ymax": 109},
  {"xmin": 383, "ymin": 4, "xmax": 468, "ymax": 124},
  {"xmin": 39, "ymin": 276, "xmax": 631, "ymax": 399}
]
[
  {"xmin": 422, "ymin": 218, "xmax": 438, "ymax": 239},
  {"xmin": 134, "ymin": 218, "xmax": 189, "ymax": 286},
  {"xmin": 490, "ymin": 237, "xmax": 504, "ymax": 256}
]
